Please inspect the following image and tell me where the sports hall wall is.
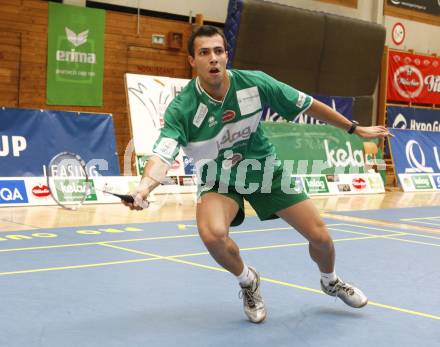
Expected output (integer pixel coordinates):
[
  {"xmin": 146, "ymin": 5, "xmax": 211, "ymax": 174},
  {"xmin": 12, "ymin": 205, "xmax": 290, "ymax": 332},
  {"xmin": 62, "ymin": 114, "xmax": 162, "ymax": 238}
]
[
  {"xmin": 0, "ymin": 0, "xmax": 193, "ymax": 171},
  {"xmin": 1, "ymin": 0, "xmax": 439, "ymax": 174}
]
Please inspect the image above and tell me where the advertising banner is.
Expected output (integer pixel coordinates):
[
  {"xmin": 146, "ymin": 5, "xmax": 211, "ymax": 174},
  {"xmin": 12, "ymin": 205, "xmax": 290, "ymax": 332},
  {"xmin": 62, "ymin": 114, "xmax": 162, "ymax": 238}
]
[
  {"xmin": 387, "ymin": 105, "xmax": 440, "ymax": 131},
  {"xmin": 387, "ymin": 0, "xmax": 440, "ymax": 16},
  {"xmin": 262, "ymin": 122, "xmax": 384, "ymax": 175},
  {"xmin": 46, "ymin": 3, "xmax": 105, "ymax": 106},
  {"xmin": 0, "ymin": 176, "xmax": 144, "ymax": 207},
  {"xmin": 261, "ymin": 94, "xmax": 353, "ymax": 124},
  {"xmin": 389, "ymin": 128, "xmax": 440, "ymax": 191},
  {"xmin": 0, "ymin": 108, "xmax": 119, "ymax": 177},
  {"xmin": 387, "ymin": 50, "xmax": 440, "ymax": 105},
  {"xmin": 389, "ymin": 128, "xmax": 440, "ymax": 175}
]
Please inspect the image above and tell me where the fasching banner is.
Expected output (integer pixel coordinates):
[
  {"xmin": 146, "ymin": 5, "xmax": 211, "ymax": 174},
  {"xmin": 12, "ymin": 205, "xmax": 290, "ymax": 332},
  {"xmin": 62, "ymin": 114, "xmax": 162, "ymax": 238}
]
[
  {"xmin": 387, "ymin": 50, "xmax": 440, "ymax": 105},
  {"xmin": 387, "ymin": 105, "xmax": 440, "ymax": 132},
  {"xmin": 46, "ymin": 3, "xmax": 105, "ymax": 106}
]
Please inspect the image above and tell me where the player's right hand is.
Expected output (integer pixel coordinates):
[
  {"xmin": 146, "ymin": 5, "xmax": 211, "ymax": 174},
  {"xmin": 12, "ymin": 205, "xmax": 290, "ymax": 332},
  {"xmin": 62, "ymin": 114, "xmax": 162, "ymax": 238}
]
[{"xmin": 123, "ymin": 187, "xmax": 150, "ymax": 211}]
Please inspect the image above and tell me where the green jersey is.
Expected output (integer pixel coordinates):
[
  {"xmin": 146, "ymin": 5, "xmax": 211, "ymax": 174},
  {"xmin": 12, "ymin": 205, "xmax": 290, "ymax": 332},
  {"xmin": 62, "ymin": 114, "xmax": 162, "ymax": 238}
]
[{"xmin": 153, "ymin": 69, "xmax": 313, "ymax": 186}]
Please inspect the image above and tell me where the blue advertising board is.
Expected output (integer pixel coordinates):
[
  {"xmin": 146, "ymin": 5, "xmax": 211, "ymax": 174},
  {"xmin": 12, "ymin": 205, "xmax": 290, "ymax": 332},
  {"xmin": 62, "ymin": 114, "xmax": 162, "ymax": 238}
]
[
  {"xmin": 389, "ymin": 128, "xmax": 440, "ymax": 175},
  {"xmin": 0, "ymin": 180, "xmax": 29, "ymax": 204},
  {"xmin": 0, "ymin": 108, "xmax": 119, "ymax": 177},
  {"xmin": 387, "ymin": 106, "xmax": 440, "ymax": 132}
]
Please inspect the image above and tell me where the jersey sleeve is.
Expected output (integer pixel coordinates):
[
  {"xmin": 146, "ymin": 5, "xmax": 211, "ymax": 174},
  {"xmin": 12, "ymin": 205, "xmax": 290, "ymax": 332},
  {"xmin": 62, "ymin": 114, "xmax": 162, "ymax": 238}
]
[
  {"xmin": 152, "ymin": 101, "xmax": 188, "ymax": 165},
  {"xmin": 257, "ymin": 71, "xmax": 313, "ymax": 121}
]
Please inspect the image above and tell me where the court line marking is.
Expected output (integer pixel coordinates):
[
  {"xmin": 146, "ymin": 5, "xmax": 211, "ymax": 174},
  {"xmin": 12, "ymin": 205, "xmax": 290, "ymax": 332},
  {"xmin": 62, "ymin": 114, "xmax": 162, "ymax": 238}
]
[
  {"xmin": 0, "ymin": 232, "xmax": 408, "ymax": 276},
  {"xmin": 2, "ymin": 223, "xmax": 439, "ymax": 254},
  {"xmin": 337, "ymin": 223, "xmax": 440, "ymax": 240},
  {"xmin": 402, "ymin": 220, "xmax": 440, "ymax": 227},
  {"xmin": 0, "ymin": 257, "xmax": 160, "ymax": 276},
  {"xmin": 0, "ymin": 224, "xmax": 389, "ymax": 253},
  {"xmin": 0, "ymin": 227, "xmax": 294, "ymax": 253},
  {"xmin": 401, "ymin": 216, "xmax": 440, "ymax": 221},
  {"xmin": 323, "ymin": 212, "xmax": 440, "ymax": 234},
  {"xmin": 100, "ymin": 243, "xmax": 440, "ymax": 321}
]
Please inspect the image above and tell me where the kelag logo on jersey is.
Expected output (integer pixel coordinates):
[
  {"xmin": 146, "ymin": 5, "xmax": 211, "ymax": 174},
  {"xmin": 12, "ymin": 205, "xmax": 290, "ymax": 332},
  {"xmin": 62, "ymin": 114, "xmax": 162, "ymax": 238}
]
[{"xmin": 0, "ymin": 180, "xmax": 29, "ymax": 204}]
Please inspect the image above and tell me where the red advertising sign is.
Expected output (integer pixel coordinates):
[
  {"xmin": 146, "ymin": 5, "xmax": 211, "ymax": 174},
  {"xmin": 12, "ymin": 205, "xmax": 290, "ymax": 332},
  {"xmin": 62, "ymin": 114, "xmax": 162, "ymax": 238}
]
[{"xmin": 387, "ymin": 50, "xmax": 440, "ymax": 105}]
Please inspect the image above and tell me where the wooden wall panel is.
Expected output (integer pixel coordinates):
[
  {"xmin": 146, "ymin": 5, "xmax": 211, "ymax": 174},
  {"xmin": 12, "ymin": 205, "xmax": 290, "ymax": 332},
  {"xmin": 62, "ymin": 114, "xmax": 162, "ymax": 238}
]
[
  {"xmin": 0, "ymin": 0, "xmax": 193, "ymax": 172},
  {"xmin": 0, "ymin": 32, "xmax": 21, "ymax": 107}
]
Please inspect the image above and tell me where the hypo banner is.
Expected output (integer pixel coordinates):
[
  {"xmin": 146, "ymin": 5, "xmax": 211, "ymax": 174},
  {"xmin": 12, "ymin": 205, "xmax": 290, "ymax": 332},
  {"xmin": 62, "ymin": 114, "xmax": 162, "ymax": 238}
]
[
  {"xmin": 261, "ymin": 94, "xmax": 353, "ymax": 124},
  {"xmin": 46, "ymin": 3, "xmax": 105, "ymax": 106},
  {"xmin": 389, "ymin": 128, "xmax": 440, "ymax": 176},
  {"xmin": 0, "ymin": 108, "xmax": 119, "ymax": 177},
  {"xmin": 387, "ymin": 105, "xmax": 440, "ymax": 131},
  {"xmin": 387, "ymin": 50, "xmax": 440, "ymax": 105}
]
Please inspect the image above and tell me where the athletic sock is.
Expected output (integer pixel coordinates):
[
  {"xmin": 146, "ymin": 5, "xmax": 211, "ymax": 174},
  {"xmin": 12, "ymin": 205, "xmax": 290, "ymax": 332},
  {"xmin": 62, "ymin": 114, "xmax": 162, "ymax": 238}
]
[
  {"xmin": 321, "ymin": 271, "xmax": 338, "ymax": 287},
  {"xmin": 237, "ymin": 264, "xmax": 255, "ymax": 286}
]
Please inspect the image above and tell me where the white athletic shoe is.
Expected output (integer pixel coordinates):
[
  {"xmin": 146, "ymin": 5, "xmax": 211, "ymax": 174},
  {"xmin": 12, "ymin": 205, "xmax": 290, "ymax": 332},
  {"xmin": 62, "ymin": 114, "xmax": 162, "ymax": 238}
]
[
  {"xmin": 321, "ymin": 278, "xmax": 368, "ymax": 308},
  {"xmin": 238, "ymin": 267, "xmax": 267, "ymax": 323}
]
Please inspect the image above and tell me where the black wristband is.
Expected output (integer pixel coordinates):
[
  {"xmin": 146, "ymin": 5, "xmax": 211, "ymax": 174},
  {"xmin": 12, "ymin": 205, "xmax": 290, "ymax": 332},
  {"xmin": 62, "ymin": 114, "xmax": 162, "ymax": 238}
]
[{"xmin": 347, "ymin": 120, "xmax": 359, "ymax": 134}]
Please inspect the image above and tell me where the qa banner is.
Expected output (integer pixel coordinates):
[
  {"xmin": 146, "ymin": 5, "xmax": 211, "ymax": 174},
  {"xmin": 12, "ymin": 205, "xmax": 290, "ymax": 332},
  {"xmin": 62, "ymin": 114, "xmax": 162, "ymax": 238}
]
[
  {"xmin": 46, "ymin": 3, "xmax": 105, "ymax": 106},
  {"xmin": 387, "ymin": 50, "xmax": 440, "ymax": 105},
  {"xmin": 387, "ymin": 105, "xmax": 440, "ymax": 132},
  {"xmin": 388, "ymin": 129, "xmax": 440, "ymax": 176},
  {"xmin": 0, "ymin": 108, "xmax": 119, "ymax": 177}
]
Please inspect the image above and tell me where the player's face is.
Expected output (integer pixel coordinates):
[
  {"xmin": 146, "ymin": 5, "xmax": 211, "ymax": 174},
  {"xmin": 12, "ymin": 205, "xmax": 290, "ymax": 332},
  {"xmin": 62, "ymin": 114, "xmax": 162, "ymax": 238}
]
[{"xmin": 188, "ymin": 34, "xmax": 228, "ymax": 90}]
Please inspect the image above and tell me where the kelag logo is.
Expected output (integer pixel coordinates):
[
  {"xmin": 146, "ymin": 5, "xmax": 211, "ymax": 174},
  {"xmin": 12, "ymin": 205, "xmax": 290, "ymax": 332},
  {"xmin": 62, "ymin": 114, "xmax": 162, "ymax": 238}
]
[{"xmin": 0, "ymin": 180, "xmax": 29, "ymax": 204}]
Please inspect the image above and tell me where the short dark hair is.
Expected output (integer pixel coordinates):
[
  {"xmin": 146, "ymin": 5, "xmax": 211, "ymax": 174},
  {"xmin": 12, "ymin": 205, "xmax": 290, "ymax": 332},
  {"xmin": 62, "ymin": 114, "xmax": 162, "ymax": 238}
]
[{"xmin": 187, "ymin": 25, "xmax": 228, "ymax": 57}]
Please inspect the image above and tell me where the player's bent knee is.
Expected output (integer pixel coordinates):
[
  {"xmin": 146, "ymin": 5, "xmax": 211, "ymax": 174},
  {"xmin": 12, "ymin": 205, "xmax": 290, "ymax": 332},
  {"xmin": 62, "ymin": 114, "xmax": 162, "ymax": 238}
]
[
  {"xmin": 198, "ymin": 224, "xmax": 229, "ymax": 247},
  {"xmin": 309, "ymin": 226, "xmax": 333, "ymax": 248}
]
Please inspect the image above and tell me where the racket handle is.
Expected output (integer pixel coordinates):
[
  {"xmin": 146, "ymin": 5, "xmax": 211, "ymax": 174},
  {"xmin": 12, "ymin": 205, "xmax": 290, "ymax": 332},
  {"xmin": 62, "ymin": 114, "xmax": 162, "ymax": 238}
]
[
  {"xmin": 108, "ymin": 192, "xmax": 149, "ymax": 208},
  {"xmin": 112, "ymin": 193, "xmax": 135, "ymax": 204}
]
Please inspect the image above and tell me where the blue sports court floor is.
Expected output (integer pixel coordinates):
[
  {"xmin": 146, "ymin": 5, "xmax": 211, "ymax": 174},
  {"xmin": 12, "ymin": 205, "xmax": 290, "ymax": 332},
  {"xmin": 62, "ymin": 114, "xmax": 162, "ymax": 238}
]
[{"xmin": 1, "ymin": 209, "xmax": 439, "ymax": 346}]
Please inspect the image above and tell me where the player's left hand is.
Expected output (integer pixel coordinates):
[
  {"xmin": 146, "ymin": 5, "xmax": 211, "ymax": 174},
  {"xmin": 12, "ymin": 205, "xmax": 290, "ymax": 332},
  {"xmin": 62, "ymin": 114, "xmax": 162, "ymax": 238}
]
[{"xmin": 354, "ymin": 126, "xmax": 393, "ymax": 139}]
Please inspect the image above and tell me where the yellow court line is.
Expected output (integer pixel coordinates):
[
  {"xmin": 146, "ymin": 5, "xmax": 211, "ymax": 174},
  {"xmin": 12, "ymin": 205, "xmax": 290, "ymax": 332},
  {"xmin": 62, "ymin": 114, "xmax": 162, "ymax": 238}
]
[
  {"xmin": 384, "ymin": 237, "xmax": 440, "ymax": 248},
  {"xmin": 401, "ymin": 216, "xmax": 440, "ymax": 221},
  {"xmin": 0, "ymin": 257, "xmax": 160, "ymax": 276},
  {"xmin": 100, "ymin": 244, "xmax": 440, "ymax": 321},
  {"xmin": 403, "ymin": 220, "xmax": 440, "ymax": 227},
  {"xmin": 0, "ymin": 227, "xmax": 293, "ymax": 253},
  {"xmin": 323, "ymin": 213, "xmax": 440, "ymax": 234},
  {"xmin": 338, "ymin": 223, "xmax": 440, "ymax": 238}
]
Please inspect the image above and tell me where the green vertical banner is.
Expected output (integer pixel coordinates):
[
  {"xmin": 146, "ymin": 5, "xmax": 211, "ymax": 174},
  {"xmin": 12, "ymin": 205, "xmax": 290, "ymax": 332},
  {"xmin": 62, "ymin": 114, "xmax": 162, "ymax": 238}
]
[{"xmin": 46, "ymin": 3, "xmax": 105, "ymax": 106}]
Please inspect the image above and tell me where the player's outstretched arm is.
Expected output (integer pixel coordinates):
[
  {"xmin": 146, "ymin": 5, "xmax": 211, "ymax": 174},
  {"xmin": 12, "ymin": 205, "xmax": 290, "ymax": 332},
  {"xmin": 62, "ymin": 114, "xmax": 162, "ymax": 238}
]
[
  {"xmin": 124, "ymin": 155, "xmax": 170, "ymax": 211},
  {"xmin": 307, "ymin": 99, "xmax": 391, "ymax": 139}
]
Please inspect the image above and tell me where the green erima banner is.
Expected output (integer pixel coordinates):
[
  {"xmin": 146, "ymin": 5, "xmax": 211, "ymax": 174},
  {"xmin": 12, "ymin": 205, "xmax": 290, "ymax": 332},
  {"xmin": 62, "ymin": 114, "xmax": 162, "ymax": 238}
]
[
  {"xmin": 46, "ymin": 3, "xmax": 105, "ymax": 106},
  {"xmin": 262, "ymin": 122, "xmax": 384, "ymax": 175}
]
